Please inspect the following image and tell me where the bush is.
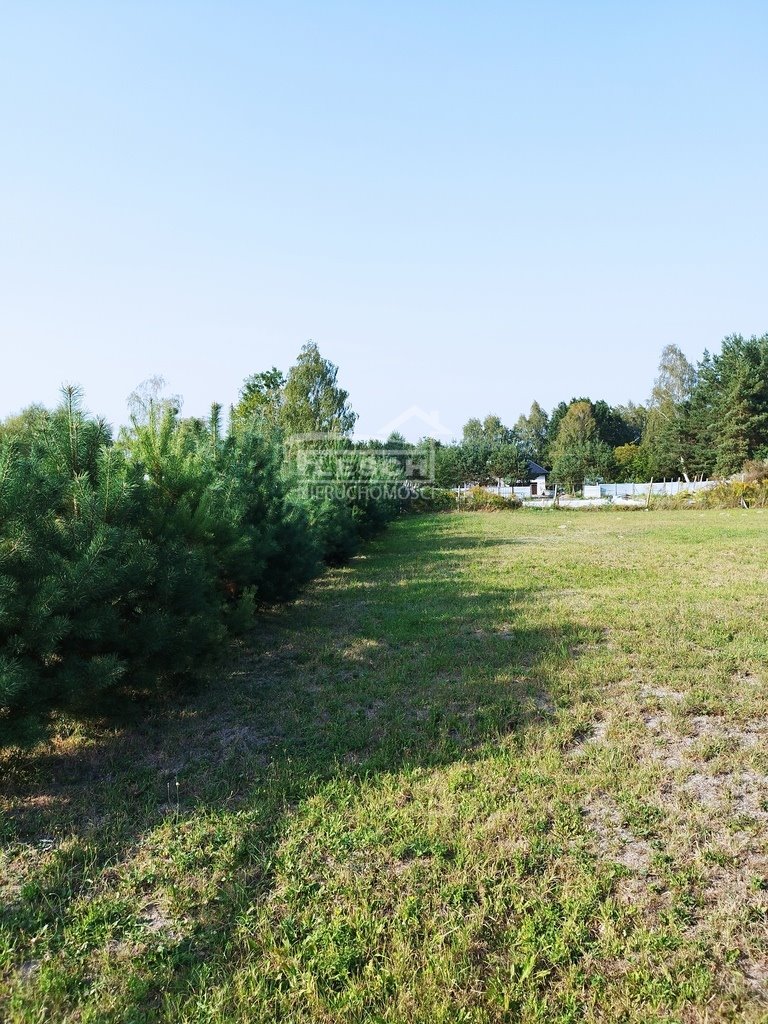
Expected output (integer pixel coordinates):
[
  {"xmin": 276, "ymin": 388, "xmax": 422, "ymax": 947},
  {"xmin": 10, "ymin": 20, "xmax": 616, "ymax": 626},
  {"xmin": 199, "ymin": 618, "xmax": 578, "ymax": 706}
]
[
  {"xmin": 696, "ymin": 481, "xmax": 768, "ymax": 508},
  {"xmin": 402, "ymin": 486, "xmax": 457, "ymax": 514},
  {"xmin": 651, "ymin": 480, "xmax": 768, "ymax": 510},
  {"xmin": 456, "ymin": 487, "xmax": 522, "ymax": 512},
  {"xmin": 742, "ymin": 460, "xmax": 768, "ymax": 484}
]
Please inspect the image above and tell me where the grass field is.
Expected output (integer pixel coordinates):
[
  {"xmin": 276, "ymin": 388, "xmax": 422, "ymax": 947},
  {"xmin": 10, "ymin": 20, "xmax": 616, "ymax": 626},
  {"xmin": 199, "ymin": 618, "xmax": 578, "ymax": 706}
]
[{"xmin": 2, "ymin": 509, "xmax": 768, "ymax": 1023}]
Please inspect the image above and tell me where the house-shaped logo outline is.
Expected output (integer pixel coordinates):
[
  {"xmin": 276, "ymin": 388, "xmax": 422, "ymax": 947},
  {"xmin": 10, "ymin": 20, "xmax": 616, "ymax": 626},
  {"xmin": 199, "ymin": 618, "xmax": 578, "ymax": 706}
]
[{"xmin": 373, "ymin": 405, "xmax": 455, "ymax": 441}]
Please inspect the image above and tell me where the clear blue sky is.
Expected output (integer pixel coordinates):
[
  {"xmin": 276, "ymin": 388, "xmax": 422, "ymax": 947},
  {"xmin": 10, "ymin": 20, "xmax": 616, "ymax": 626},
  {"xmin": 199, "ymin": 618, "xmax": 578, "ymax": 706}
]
[{"xmin": 2, "ymin": 1, "xmax": 766, "ymax": 440}]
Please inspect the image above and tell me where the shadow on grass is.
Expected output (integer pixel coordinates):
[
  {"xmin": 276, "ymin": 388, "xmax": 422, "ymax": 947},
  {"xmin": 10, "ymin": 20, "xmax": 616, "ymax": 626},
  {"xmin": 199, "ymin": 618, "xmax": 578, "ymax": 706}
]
[
  {"xmin": 0, "ymin": 518, "xmax": 594, "ymax": 1018},
  {"xmin": 400, "ymin": 532, "xmax": 528, "ymax": 551}
]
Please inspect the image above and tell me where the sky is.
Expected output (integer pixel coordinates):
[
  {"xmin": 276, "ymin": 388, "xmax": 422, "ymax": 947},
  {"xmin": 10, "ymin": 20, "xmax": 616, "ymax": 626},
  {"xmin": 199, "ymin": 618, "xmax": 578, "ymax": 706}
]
[{"xmin": 1, "ymin": 1, "xmax": 767, "ymax": 441}]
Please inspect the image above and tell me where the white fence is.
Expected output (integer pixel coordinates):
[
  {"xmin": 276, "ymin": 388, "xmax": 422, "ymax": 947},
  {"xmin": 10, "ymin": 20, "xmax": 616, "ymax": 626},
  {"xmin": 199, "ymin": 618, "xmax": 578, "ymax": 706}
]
[
  {"xmin": 457, "ymin": 484, "xmax": 533, "ymax": 499},
  {"xmin": 457, "ymin": 480, "xmax": 721, "ymax": 502},
  {"xmin": 582, "ymin": 480, "xmax": 718, "ymax": 499}
]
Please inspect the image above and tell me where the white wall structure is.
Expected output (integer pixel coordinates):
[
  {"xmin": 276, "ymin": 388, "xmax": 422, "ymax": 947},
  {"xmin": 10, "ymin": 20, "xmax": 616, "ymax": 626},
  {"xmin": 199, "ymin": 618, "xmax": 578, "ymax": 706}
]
[{"xmin": 582, "ymin": 481, "xmax": 719, "ymax": 499}]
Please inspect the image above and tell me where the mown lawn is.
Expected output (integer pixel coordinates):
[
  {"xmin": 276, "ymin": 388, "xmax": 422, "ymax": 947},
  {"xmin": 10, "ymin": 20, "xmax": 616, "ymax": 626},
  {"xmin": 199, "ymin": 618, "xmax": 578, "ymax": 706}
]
[{"xmin": 2, "ymin": 509, "xmax": 768, "ymax": 1023}]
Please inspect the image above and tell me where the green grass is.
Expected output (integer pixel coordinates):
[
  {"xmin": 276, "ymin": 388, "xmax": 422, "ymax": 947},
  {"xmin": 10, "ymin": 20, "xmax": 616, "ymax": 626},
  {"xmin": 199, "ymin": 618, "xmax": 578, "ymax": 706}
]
[{"xmin": 3, "ymin": 509, "xmax": 768, "ymax": 1022}]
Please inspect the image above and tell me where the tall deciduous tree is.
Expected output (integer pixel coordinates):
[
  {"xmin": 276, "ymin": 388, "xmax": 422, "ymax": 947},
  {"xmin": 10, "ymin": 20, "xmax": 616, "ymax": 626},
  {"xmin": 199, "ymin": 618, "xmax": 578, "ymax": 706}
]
[
  {"xmin": 281, "ymin": 342, "xmax": 357, "ymax": 437},
  {"xmin": 434, "ymin": 445, "xmax": 466, "ymax": 488},
  {"xmin": 613, "ymin": 443, "xmax": 648, "ymax": 482},
  {"xmin": 481, "ymin": 414, "xmax": 514, "ymax": 446},
  {"xmin": 455, "ymin": 414, "xmax": 525, "ymax": 484},
  {"xmin": 641, "ymin": 345, "xmax": 696, "ymax": 479},
  {"xmin": 486, "ymin": 444, "xmax": 526, "ymax": 483},
  {"xmin": 591, "ymin": 400, "xmax": 637, "ymax": 449},
  {"xmin": 127, "ymin": 376, "xmax": 182, "ymax": 425},
  {"xmin": 553, "ymin": 401, "xmax": 597, "ymax": 448},
  {"xmin": 545, "ymin": 397, "xmax": 634, "ymax": 460},
  {"xmin": 515, "ymin": 401, "xmax": 549, "ymax": 463},
  {"xmin": 613, "ymin": 401, "xmax": 648, "ymax": 442},
  {"xmin": 550, "ymin": 401, "xmax": 614, "ymax": 490},
  {"xmin": 461, "ymin": 418, "xmax": 484, "ymax": 444},
  {"xmin": 233, "ymin": 368, "xmax": 286, "ymax": 428}
]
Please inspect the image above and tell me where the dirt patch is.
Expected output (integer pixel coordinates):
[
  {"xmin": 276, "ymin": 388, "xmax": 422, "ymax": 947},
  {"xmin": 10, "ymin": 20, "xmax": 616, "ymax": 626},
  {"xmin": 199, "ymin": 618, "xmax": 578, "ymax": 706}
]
[
  {"xmin": 18, "ymin": 960, "xmax": 40, "ymax": 982},
  {"xmin": 742, "ymin": 959, "xmax": 768, "ymax": 1003},
  {"xmin": 634, "ymin": 708, "xmax": 768, "ymax": 982},
  {"xmin": 645, "ymin": 712, "xmax": 768, "ymax": 771},
  {"xmin": 217, "ymin": 725, "xmax": 275, "ymax": 749},
  {"xmin": 681, "ymin": 769, "xmax": 768, "ymax": 819},
  {"xmin": 582, "ymin": 793, "xmax": 654, "ymax": 875},
  {"xmin": 105, "ymin": 939, "xmax": 145, "ymax": 961},
  {"xmin": 140, "ymin": 902, "xmax": 179, "ymax": 938},
  {"xmin": 640, "ymin": 685, "xmax": 685, "ymax": 702},
  {"xmin": 531, "ymin": 693, "xmax": 555, "ymax": 715},
  {"xmin": 569, "ymin": 718, "xmax": 609, "ymax": 755},
  {"xmin": 341, "ymin": 638, "xmax": 384, "ymax": 663},
  {"xmin": 364, "ymin": 700, "xmax": 386, "ymax": 721}
]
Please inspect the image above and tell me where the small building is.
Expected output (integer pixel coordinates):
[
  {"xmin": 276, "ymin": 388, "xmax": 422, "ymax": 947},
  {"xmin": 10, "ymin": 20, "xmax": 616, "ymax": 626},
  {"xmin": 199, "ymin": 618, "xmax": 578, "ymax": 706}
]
[{"xmin": 527, "ymin": 461, "xmax": 548, "ymax": 496}]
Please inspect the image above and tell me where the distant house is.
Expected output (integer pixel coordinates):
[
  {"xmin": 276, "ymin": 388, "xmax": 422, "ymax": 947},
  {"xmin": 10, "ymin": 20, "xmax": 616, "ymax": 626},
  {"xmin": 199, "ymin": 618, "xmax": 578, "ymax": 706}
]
[
  {"xmin": 458, "ymin": 459, "xmax": 549, "ymax": 498},
  {"xmin": 526, "ymin": 461, "xmax": 548, "ymax": 496}
]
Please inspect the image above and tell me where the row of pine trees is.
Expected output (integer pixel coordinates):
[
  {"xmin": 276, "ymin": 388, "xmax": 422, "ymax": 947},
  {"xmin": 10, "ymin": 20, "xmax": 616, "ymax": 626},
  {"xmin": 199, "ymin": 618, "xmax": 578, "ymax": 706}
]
[{"xmin": 0, "ymin": 344, "xmax": 404, "ymax": 742}]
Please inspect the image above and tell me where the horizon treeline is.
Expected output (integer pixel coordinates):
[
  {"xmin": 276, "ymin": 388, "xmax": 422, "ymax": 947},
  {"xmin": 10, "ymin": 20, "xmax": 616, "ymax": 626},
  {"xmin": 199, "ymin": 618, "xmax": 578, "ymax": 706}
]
[{"xmin": 424, "ymin": 333, "xmax": 768, "ymax": 491}]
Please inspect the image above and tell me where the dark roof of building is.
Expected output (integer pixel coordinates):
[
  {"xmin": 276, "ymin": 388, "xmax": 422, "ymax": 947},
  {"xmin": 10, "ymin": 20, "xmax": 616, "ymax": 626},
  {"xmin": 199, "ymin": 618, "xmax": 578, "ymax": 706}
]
[{"xmin": 527, "ymin": 461, "xmax": 547, "ymax": 476}]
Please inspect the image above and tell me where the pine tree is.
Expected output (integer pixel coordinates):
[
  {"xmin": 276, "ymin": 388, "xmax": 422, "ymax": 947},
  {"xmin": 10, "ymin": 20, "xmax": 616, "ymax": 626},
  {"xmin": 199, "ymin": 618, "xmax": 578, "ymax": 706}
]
[{"xmin": 712, "ymin": 336, "xmax": 768, "ymax": 475}]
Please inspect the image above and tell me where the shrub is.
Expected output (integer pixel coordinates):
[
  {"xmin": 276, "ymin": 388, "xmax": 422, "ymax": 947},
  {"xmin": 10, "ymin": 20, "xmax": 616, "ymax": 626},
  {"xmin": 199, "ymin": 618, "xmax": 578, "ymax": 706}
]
[
  {"xmin": 742, "ymin": 460, "xmax": 768, "ymax": 484},
  {"xmin": 456, "ymin": 487, "xmax": 522, "ymax": 512},
  {"xmin": 651, "ymin": 480, "xmax": 768, "ymax": 509},
  {"xmin": 696, "ymin": 481, "xmax": 768, "ymax": 508},
  {"xmin": 403, "ymin": 486, "xmax": 457, "ymax": 514}
]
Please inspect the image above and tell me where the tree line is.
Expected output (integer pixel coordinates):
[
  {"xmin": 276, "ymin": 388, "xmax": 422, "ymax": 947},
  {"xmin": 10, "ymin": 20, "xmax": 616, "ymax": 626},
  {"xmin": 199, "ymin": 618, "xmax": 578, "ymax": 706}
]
[{"xmin": 424, "ymin": 334, "xmax": 768, "ymax": 492}]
